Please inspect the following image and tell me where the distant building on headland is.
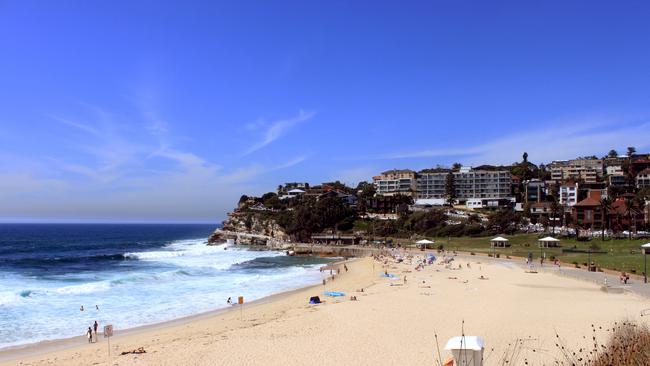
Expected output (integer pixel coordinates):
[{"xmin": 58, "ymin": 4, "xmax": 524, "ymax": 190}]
[
  {"xmin": 548, "ymin": 158, "xmax": 603, "ymax": 183},
  {"xmin": 372, "ymin": 166, "xmax": 512, "ymax": 205}
]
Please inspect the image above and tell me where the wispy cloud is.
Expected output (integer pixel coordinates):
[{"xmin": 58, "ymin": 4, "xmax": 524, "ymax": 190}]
[
  {"xmin": 242, "ymin": 110, "xmax": 315, "ymax": 156},
  {"xmin": 378, "ymin": 117, "xmax": 650, "ymax": 165},
  {"xmin": 219, "ymin": 155, "xmax": 307, "ymax": 184},
  {"xmin": 51, "ymin": 115, "xmax": 101, "ymax": 136},
  {"xmin": 2, "ymin": 91, "xmax": 313, "ymax": 221}
]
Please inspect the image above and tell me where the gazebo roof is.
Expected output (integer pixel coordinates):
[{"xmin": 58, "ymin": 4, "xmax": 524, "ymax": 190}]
[
  {"xmin": 539, "ymin": 236, "xmax": 560, "ymax": 242},
  {"xmin": 416, "ymin": 239, "xmax": 435, "ymax": 244},
  {"xmin": 641, "ymin": 243, "xmax": 650, "ymax": 248},
  {"xmin": 490, "ymin": 236, "xmax": 509, "ymax": 242}
]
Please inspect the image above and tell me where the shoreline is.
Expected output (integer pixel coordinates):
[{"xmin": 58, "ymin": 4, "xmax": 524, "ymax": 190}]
[
  {"xmin": 0, "ymin": 257, "xmax": 355, "ymax": 364},
  {"xmin": 3, "ymin": 251, "xmax": 650, "ymax": 365}
]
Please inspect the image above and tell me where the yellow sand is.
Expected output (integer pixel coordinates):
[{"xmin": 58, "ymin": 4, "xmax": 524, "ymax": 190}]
[{"xmin": 2, "ymin": 255, "xmax": 649, "ymax": 365}]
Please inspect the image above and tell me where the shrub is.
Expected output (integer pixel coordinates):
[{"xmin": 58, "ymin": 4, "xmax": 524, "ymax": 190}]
[{"xmin": 558, "ymin": 322, "xmax": 650, "ymax": 365}]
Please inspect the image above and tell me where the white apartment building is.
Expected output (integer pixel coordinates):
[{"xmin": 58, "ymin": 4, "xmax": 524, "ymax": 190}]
[
  {"xmin": 559, "ymin": 182, "xmax": 579, "ymax": 207},
  {"xmin": 606, "ymin": 165, "xmax": 624, "ymax": 176},
  {"xmin": 416, "ymin": 167, "xmax": 512, "ymax": 200},
  {"xmin": 637, "ymin": 169, "xmax": 650, "ymax": 188}
]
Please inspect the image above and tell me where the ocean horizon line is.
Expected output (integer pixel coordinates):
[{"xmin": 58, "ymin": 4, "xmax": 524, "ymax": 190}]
[{"xmin": 0, "ymin": 220, "xmax": 221, "ymax": 225}]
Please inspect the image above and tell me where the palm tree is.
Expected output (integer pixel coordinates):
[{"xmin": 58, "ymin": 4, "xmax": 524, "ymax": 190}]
[
  {"xmin": 624, "ymin": 198, "xmax": 637, "ymax": 240},
  {"xmin": 599, "ymin": 197, "xmax": 613, "ymax": 241},
  {"xmin": 549, "ymin": 199, "xmax": 560, "ymax": 235}
]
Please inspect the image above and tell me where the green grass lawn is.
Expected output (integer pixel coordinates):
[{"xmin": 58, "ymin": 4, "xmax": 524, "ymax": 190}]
[{"xmin": 406, "ymin": 234, "xmax": 650, "ymax": 274}]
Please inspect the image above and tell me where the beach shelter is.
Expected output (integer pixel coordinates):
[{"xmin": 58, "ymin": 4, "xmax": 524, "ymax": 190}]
[
  {"xmin": 416, "ymin": 239, "xmax": 435, "ymax": 249},
  {"xmin": 444, "ymin": 336, "xmax": 484, "ymax": 366},
  {"xmin": 490, "ymin": 236, "xmax": 509, "ymax": 248},
  {"xmin": 538, "ymin": 236, "xmax": 560, "ymax": 248}
]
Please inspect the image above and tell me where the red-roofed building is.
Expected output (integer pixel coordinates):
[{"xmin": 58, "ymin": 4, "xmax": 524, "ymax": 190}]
[
  {"xmin": 572, "ymin": 190, "xmax": 604, "ymax": 229},
  {"xmin": 608, "ymin": 198, "xmax": 646, "ymax": 232}
]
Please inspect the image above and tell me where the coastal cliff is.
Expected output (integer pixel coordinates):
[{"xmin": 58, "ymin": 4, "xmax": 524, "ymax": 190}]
[{"xmin": 208, "ymin": 210, "xmax": 290, "ymax": 247}]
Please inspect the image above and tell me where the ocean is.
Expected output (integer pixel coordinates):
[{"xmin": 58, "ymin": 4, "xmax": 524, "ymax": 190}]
[{"xmin": 0, "ymin": 224, "xmax": 331, "ymax": 349}]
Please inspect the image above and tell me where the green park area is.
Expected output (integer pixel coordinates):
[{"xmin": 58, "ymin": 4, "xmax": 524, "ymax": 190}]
[{"xmin": 403, "ymin": 234, "xmax": 650, "ymax": 275}]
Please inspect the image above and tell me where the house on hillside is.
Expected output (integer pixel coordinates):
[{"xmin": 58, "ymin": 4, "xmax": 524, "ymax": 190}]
[
  {"xmin": 279, "ymin": 188, "xmax": 306, "ymax": 200},
  {"xmin": 608, "ymin": 197, "xmax": 646, "ymax": 231},
  {"xmin": 636, "ymin": 168, "xmax": 650, "ymax": 189},
  {"xmin": 318, "ymin": 190, "xmax": 358, "ymax": 206},
  {"xmin": 572, "ymin": 190, "xmax": 604, "ymax": 229}
]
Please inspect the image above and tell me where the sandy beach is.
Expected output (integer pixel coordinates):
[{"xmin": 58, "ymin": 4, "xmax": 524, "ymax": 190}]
[{"xmin": 3, "ymin": 252, "xmax": 649, "ymax": 366}]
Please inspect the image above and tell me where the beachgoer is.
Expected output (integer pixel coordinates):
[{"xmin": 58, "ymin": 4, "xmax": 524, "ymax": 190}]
[
  {"xmin": 87, "ymin": 327, "xmax": 93, "ymax": 343},
  {"xmin": 404, "ymin": 276, "xmax": 407, "ymax": 284},
  {"xmin": 80, "ymin": 305, "xmax": 84, "ymax": 312},
  {"xmin": 93, "ymin": 321, "xmax": 98, "ymax": 335},
  {"xmin": 227, "ymin": 297, "xmax": 232, "ymax": 305},
  {"xmin": 344, "ymin": 264, "xmax": 348, "ymax": 272},
  {"xmin": 95, "ymin": 305, "xmax": 99, "ymax": 311}
]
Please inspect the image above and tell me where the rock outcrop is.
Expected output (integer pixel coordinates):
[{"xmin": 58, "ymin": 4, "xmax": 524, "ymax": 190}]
[{"xmin": 208, "ymin": 210, "xmax": 289, "ymax": 246}]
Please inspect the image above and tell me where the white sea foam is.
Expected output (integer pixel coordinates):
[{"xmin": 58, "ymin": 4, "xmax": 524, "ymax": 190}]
[{"xmin": 0, "ymin": 239, "xmax": 328, "ymax": 350}]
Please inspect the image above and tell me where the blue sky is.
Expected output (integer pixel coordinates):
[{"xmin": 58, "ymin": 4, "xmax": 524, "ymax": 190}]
[{"xmin": 1, "ymin": 1, "xmax": 650, "ymax": 223}]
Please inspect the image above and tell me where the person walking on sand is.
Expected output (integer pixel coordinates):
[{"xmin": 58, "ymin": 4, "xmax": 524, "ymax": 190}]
[
  {"xmin": 86, "ymin": 327, "xmax": 93, "ymax": 343},
  {"xmin": 93, "ymin": 321, "xmax": 98, "ymax": 336},
  {"xmin": 80, "ymin": 305, "xmax": 84, "ymax": 311}
]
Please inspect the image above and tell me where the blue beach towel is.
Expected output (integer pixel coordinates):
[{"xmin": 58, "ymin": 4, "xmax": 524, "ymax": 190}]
[{"xmin": 324, "ymin": 291, "xmax": 345, "ymax": 297}]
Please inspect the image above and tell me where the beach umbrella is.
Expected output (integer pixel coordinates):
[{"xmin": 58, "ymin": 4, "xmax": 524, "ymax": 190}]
[{"xmin": 416, "ymin": 239, "xmax": 435, "ymax": 249}]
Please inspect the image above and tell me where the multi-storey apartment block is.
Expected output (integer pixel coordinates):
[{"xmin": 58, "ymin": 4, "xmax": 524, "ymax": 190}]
[
  {"xmin": 549, "ymin": 158, "xmax": 603, "ymax": 183},
  {"xmin": 415, "ymin": 167, "xmax": 512, "ymax": 200},
  {"xmin": 559, "ymin": 181, "xmax": 579, "ymax": 208},
  {"xmin": 372, "ymin": 169, "xmax": 417, "ymax": 197}
]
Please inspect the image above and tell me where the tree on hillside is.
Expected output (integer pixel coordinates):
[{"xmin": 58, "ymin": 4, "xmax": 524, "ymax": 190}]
[
  {"xmin": 628, "ymin": 146, "xmax": 637, "ymax": 157},
  {"xmin": 356, "ymin": 181, "xmax": 376, "ymax": 200},
  {"xmin": 487, "ymin": 209, "xmax": 522, "ymax": 235},
  {"xmin": 599, "ymin": 197, "xmax": 613, "ymax": 241},
  {"xmin": 445, "ymin": 172, "xmax": 457, "ymax": 206},
  {"xmin": 323, "ymin": 181, "xmax": 355, "ymax": 194},
  {"xmin": 608, "ymin": 149, "xmax": 618, "ymax": 158},
  {"xmin": 316, "ymin": 196, "xmax": 356, "ymax": 231},
  {"xmin": 238, "ymin": 195, "xmax": 250, "ymax": 207},
  {"xmin": 355, "ymin": 181, "xmax": 376, "ymax": 212},
  {"xmin": 452, "ymin": 162, "xmax": 462, "ymax": 171},
  {"xmin": 549, "ymin": 199, "xmax": 560, "ymax": 235},
  {"xmin": 624, "ymin": 198, "xmax": 638, "ymax": 239},
  {"xmin": 523, "ymin": 152, "xmax": 529, "ymax": 164}
]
